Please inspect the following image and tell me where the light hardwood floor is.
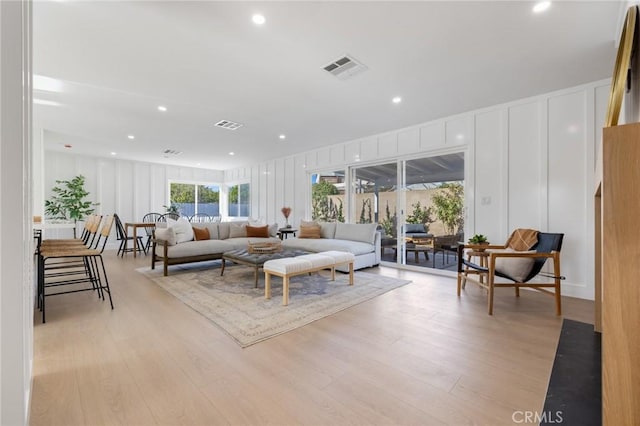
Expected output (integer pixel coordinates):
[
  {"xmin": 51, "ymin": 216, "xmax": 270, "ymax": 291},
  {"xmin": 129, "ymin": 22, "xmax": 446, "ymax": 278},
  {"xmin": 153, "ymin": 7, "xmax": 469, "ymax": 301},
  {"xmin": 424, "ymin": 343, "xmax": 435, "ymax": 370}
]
[{"xmin": 30, "ymin": 251, "xmax": 593, "ymax": 425}]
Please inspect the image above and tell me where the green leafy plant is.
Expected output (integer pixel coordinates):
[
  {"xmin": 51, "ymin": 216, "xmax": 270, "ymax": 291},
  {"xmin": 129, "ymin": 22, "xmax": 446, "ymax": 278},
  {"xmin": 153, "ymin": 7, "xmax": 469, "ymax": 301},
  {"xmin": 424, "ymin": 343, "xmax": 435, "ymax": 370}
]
[
  {"xmin": 468, "ymin": 234, "xmax": 489, "ymax": 244},
  {"xmin": 45, "ymin": 175, "xmax": 98, "ymax": 222},
  {"xmin": 406, "ymin": 201, "xmax": 434, "ymax": 229},
  {"xmin": 163, "ymin": 203, "xmax": 180, "ymax": 214},
  {"xmin": 312, "ymin": 180, "xmax": 340, "ymax": 221},
  {"xmin": 431, "ymin": 182, "xmax": 464, "ymax": 235},
  {"xmin": 379, "ymin": 201, "xmax": 397, "ymax": 237}
]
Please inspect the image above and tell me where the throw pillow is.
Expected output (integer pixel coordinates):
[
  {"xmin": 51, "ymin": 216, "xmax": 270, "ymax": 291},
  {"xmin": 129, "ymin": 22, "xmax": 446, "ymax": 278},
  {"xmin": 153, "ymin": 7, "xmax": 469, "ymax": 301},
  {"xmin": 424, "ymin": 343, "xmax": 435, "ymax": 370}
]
[
  {"xmin": 246, "ymin": 225, "xmax": 269, "ymax": 238},
  {"xmin": 299, "ymin": 224, "xmax": 321, "ymax": 239},
  {"xmin": 229, "ymin": 223, "xmax": 247, "ymax": 238},
  {"xmin": 493, "ymin": 249, "xmax": 536, "ymax": 282},
  {"xmin": 167, "ymin": 217, "xmax": 195, "ymax": 244},
  {"xmin": 507, "ymin": 228, "xmax": 539, "ymax": 251},
  {"xmin": 268, "ymin": 223, "xmax": 278, "ymax": 237},
  {"xmin": 154, "ymin": 227, "xmax": 176, "ymax": 246},
  {"xmin": 300, "ymin": 220, "xmax": 319, "ymax": 227},
  {"xmin": 192, "ymin": 226, "xmax": 210, "ymax": 241},
  {"xmin": 249, "ymin": 217, "xmax": 266, "ymax": 226},
  {"xmin": 404, "ymin": 223, "xmax": 425, "ymax": 233}
]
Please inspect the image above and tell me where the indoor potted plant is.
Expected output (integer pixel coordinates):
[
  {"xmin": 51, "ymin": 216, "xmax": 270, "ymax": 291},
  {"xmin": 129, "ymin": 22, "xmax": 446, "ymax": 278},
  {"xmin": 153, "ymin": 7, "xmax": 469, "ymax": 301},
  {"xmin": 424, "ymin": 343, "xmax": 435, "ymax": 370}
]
[
  {"xmin": 44, "ymin": 175, "xmax": 98, "ymax": 238},
  {"xmin": 468, "ymin": 234, "xmax": 489, "ymax": 250}
]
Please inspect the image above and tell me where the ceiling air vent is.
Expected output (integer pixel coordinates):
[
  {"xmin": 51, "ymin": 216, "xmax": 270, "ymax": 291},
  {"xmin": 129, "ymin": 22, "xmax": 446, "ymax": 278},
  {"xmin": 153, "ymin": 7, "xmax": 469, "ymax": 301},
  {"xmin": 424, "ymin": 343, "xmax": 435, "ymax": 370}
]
[
  {"xmin": 323, "ymin": 54, "xmax": 367, "ymax": 80},
  {"xmin": 162, "ymin": 149, "xmax": 183, "ymax": 156},
  {"xmin": 215, "ymin": 119, "xmax": 243, "ymax": 130}
]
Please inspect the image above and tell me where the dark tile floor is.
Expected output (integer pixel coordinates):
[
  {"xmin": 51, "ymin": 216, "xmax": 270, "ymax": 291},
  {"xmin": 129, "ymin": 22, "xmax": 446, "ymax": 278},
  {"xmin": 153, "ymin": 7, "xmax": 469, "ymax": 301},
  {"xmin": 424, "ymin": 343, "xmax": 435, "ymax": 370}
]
[{"xmin": 542, "ymin": 319, "xmax": 601, "ymax": 426}]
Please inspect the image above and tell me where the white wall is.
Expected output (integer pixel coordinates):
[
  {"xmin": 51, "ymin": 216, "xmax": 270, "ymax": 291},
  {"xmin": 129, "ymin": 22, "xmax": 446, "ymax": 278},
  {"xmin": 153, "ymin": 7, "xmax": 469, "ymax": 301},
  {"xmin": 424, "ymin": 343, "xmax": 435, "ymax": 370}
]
[
  {"xmin": 40, "ymin": 79, "xmax": 609, "ymax": 300},
  {"xmin": 1, "ymin": 1, "xmax": 33, "ymax": 424},
  {"xmin": 40, "ymin": 152, "xmax": 224, "ymax": 229},
  {"xmin": 225, "ymin": 79, "xmax": 610, "ymax": 300}
]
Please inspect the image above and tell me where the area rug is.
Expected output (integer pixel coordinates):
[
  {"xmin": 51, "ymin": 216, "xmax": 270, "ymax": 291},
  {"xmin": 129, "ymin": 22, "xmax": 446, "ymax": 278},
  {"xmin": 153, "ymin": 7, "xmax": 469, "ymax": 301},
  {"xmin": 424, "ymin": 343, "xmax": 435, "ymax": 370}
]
[{"xmin": 138, "ymin": 262, "xmax": 410, "ymax": 347}]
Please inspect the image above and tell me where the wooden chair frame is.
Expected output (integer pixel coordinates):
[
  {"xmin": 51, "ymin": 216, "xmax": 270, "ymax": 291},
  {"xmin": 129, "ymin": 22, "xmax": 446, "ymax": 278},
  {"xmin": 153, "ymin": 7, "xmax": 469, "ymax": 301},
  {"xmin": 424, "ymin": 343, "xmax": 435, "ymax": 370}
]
[{"xmin": 456, "ymin": 232, "xmax": 564, "ymax": 315}]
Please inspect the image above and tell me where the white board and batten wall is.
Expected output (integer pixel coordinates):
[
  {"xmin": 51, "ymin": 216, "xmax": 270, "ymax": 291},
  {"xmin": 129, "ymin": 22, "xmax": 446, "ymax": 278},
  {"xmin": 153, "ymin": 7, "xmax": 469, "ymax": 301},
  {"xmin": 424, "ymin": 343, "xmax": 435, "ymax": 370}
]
[
  {"xmin": 41, "ymin": 79, "xmax": 609, "ymax": 300},
  {"xmin": 225, "ymin": 79, "xmax": 611, "ymax": 300},
  {"xmin": 41, "ymin": 152, "xmax": 224, "ymax": 229}
]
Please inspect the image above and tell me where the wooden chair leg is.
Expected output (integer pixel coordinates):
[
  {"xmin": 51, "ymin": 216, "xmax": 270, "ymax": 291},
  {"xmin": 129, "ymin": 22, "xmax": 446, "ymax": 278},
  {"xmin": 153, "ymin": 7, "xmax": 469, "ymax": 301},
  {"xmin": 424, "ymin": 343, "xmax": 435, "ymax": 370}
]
[
  {"xmin": 488, "ymin": 273, "xmax": 495, "ymax": 315},
  {"xmin": 265, "ymin": 273, "xmax": 271, "ymax": 299},
  {"xmin": 348, "ymin": 262, "xmax": 354, "ymax": 285},
  {"xmin": 457, "ymin": 272, "xmax": 462, "ymax": 296},
  {"xmin": 515, "ymin": 285, "xmax": 520, "ymax": 297},
  {"xmin": 554, "ymin": 255, "xmax": 562, "ymax": 316}
]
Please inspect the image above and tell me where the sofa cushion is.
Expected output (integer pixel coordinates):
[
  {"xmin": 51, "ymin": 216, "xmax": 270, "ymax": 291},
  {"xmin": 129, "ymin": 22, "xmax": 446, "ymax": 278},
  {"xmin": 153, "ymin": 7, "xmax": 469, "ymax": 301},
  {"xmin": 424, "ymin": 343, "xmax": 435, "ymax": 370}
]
[
  {"xmin": 167, "ymin": 217, "xmax": 194, "ymax": 244},
  {"xmin": 202, "ymin": 223, "xmax": 220, "ymax": 240},
  {"xmin": 299, "ymin": 224, "xmax": 321, "ymax": 239},
  {"xmin": 246, "ymin": 225, "xmax": 269, "ymax": 238},
  {"xmin": 334, "ymin": 223, "xmax": 377, "ymax": 245},
  {"xmin": 229, "ymin": 223, "xmax": 247, "ymax": 238},
  {"xmin": 155, "ymin": 227, "xmax": 176, "ymax": 246},
  {"xmin": 165, "ymin": 239, "xmax": 234, "ymax": 258},
  {"xmin": 282, "ymin": 238, "xmax": 374, "ymax": 256},
  {"xmin": 404, "ymin": 223, "xmax": 425, "ymax": 233},
  {"xmin": 192, "ymin": 226, "xmax": 210, "ymax": 241},
  {"xmin": 319, "ymin": 222, "xmax": 336, "ymax": 239}
]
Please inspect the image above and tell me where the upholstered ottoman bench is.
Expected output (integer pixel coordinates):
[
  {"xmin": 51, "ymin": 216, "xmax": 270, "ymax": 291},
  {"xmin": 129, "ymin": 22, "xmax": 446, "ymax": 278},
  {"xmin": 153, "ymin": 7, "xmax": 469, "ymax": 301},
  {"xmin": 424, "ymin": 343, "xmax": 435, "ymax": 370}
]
[{"xmin": 263, "ymin": 251, "xmax": 355, "ymax": 305}]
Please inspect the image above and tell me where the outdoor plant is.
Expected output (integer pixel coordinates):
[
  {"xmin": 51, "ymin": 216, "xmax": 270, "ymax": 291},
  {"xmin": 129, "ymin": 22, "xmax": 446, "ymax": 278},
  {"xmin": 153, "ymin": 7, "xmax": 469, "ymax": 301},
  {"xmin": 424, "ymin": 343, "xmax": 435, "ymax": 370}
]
[
  {"xmin": 406, "ymin": 201, "xmax": 434, "ymax": 228},
  {"xmin": 45, "ymin": 175, "xmax": 98, "ymax": 222},
  {"xmin": 468, "ymin": 234, "xmax": 489, "ymax": 244},
  {"xmin": 431, "ymin": 182, "xmax": 464, "ymax": 235},
  {"xmin": 379, "ymin": 201, "xmax": 397, "ymax": 237},
  {"xmin": 312, "ymin": 180, "xmax": 340, "ymax": 221}
]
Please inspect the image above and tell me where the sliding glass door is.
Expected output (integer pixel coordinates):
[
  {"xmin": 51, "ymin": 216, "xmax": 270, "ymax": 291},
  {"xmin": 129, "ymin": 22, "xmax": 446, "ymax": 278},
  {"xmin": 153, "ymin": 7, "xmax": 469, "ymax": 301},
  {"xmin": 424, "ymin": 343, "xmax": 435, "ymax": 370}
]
[
  {"xmin": 350, "ymin": 152, "xmax": 465, "ymax": 271},
  {"xmin": 401, "ymin": 154, "xmax": 464, "ymax": 270}
]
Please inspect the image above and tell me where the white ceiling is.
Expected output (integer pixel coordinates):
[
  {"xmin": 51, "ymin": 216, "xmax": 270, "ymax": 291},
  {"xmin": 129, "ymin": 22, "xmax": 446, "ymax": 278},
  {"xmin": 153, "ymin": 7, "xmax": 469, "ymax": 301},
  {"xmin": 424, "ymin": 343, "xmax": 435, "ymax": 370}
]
[{"xmin": 33, "ymin": 1, "xmax": 623, "ymax": 170}]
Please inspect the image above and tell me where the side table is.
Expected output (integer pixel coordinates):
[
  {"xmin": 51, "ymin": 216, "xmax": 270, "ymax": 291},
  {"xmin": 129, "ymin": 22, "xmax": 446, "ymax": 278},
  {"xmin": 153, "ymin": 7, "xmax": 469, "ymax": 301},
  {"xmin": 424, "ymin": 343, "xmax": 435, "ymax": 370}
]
[{"xmin": 278, "ymin": 228, "xmax": 298, "ymax": 240}]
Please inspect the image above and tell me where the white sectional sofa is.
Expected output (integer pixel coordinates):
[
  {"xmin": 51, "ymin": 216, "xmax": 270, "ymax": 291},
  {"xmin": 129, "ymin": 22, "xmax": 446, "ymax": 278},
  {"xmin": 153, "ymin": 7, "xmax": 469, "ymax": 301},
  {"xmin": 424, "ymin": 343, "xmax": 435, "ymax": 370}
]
[
  {"xmin": 281, "ymin": 222, "xmax": 381, "ymax": 271},
  {"xmin": 151, "ymin": 220, "xmax": 280, "ymax": 276},
  {"xmin": 152, "ymin": 219, "xmax": 380, "ymax": 276}
]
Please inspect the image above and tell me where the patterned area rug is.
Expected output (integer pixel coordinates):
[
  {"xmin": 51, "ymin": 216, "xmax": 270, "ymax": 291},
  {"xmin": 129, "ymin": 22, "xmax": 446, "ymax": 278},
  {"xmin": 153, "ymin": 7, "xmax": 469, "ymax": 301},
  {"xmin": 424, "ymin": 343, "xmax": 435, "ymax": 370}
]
[{"xmin": 139, "ymin": 262, "xmax": 410, "ymax": 347}]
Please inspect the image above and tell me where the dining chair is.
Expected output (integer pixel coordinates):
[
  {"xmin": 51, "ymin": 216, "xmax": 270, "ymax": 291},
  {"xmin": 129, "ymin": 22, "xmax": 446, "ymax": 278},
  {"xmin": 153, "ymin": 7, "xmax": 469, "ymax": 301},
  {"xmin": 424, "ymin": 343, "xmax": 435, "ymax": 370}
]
[
  {"xmin": 141, "ymin": 212, "xmax": 165, "ymax": 252},
  {"xmin": 114, "ymin": 213, "xmax": 146, "ymax": 257}
]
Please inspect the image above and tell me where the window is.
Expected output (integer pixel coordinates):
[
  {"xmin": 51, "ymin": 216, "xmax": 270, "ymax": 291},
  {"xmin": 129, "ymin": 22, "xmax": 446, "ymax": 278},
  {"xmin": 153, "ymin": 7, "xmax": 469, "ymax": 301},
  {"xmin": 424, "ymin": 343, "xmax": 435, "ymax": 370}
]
[
  {"xmin": 169, "ymin": 182, "xmax": 220, "ymax": 217},
  {"xmin": 228, "ymin": 183, "xmax": 250, "ymax": 217}
]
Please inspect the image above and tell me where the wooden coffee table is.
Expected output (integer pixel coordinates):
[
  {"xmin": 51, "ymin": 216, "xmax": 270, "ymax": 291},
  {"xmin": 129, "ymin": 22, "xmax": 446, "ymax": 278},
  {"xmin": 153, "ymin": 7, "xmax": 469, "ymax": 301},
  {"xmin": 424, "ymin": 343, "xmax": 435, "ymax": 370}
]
[{"xmin": 221, "ymin": 248, "xmax": 310, "ymax": 287}]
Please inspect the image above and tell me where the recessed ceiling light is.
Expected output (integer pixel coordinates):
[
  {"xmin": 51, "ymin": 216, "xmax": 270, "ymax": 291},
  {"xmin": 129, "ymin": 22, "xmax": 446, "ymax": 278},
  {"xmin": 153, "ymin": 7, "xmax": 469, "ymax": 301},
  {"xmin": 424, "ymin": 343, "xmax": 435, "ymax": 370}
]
[
  {"xmin": 196, "ymin": 163, "xmax": 201, "ymax": 166},
  {"xmin": 533, "ymin": 1, "xmax": 551, "ymax": 13},
  {"xmin": 110, "ymin": 152, "xmax": 117, "ymax": 156},
  {"xmin": 157, "ymin": 105, "xmax": 167, "ymax": 112},
  {"xmin": 252, "ymin": 14, "xmax": 266, "ymax": 25},
  {"xmin": 127, "ymin": 135, "xmax": 135, "ymax": 140},
  {"xmin": 279, "ymin": 134, "xmax": 286, "ymax": 140},
  {"xmin": 392, "ymin": 96, "xmax": 402, "ymax": 104},
  {"xmin": 229, "ymin": 152, "xmax": 235, "ymax": 156}
]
